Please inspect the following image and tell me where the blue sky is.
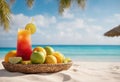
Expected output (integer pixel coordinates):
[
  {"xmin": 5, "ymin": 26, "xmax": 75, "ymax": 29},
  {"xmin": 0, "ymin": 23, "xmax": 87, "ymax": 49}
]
[
  {"xmin": 11, "ymin": 0, "xmax": 120, "ymax": 16},
  {"xmin": 0, "ymin": 0, "xmax": 120, "ymax": 47}
]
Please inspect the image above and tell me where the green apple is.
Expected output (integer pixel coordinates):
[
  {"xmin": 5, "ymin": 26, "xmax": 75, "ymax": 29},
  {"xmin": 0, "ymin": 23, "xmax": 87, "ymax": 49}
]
[
  {"xmin": 44, "ymin": 46, "xmax": 54, "ymax": 55},
  {"xmin": 33, "ymin": 46, "xmax": 46, "ymax": 58},
  {"xmin": 30, "ymin": 52, "xmax": 45, "ymax": 64}
]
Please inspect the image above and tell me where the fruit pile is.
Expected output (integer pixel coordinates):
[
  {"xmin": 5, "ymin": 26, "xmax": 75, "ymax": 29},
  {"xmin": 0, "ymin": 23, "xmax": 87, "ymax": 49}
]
[
  {"xmin": 4, "ymin": 46, "xmax": 71, "ymax": 64},
  {"xmin": 4, "ymin": 20, "xmax": 71, "ymax": 65}
]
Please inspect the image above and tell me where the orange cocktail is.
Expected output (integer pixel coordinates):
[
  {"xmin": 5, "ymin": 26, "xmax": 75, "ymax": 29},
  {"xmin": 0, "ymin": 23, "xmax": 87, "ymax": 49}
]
[{"xmin": 17, "ymin": 29, "xmax": 32, "ymax": 60}]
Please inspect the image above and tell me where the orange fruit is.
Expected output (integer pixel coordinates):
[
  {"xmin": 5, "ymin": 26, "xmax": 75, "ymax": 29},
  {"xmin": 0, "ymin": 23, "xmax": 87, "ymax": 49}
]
[
  {"xmin": 33, "ymin": 46, "xmax": 46, "ymax": 58},
  {"xmin": 45, "ymin": 55, "xmax": 57, "ymax": 64},
  {"xmin": 52, "ymin": 52, "xmax": 65, "ymax": 63},
  {"xmin": 4, "ymin": 50, "xmax": 17, "ymax": 62}
]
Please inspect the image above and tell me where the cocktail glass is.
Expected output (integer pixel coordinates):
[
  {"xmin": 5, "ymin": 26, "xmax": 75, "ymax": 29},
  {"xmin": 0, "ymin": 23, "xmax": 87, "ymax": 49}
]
[{"xmin": 17, "ymin": 29, "xmax": 32, "ymax": 60}]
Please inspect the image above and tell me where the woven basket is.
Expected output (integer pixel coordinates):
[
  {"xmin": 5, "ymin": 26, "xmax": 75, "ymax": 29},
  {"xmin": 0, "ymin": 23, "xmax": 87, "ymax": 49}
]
[{"xmin": 2, "ymin": 61, "xmax": 72, "ymax": 74}]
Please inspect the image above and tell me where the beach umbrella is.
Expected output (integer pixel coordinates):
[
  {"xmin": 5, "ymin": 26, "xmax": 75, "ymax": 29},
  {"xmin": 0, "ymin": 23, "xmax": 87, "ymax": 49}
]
[{"xmin": 104, "ymin": 25, "xmax": 120, "ymax": 37}]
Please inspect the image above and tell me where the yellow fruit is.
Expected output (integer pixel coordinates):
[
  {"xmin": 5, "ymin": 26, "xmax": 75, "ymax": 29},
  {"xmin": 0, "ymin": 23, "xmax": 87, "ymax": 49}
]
[
  {"xmin": 4, "ymin": 50, "xmax": 17, "ymax": 63},
  {"xmin": 52, "ymin": 52, "xmax": 65, "ymax": 63},
  {"xmin": 33, "ymin": 46, "xmax": 46, "ymax": 58},
  {"xmin": 25, "ymin": 23, "xmax": 36, "ymax": 34},
  {"xmin": 22, "ymin": 60, "xmax": 31, "ymax": 64},
  {"xmin": 63, "ymin": 58, "xmax": 71, "ymax": 63},
  {"xmin": 44, "ymin": 46, "xmax": 54, "ymax": 55},
  {"xmin": 45, "ymin": 55, "xmax": 57, "ymax": 64}
]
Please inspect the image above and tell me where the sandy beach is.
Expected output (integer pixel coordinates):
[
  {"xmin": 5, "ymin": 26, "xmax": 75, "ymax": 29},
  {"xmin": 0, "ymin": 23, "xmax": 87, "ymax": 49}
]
[{"xmin": 0, "ymin": 59, "xmax": 120, "ymax": 82}]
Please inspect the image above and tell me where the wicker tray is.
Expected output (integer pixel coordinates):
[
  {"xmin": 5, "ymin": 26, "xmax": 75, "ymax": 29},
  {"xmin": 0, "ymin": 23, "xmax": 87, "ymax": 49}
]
[{"xmin": 2, "ymin": 61, "xmax": 72, "ymax": 74}]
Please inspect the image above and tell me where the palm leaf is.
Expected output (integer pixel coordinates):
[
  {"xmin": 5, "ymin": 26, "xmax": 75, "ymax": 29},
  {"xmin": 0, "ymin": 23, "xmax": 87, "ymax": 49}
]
[
  {"xmin": 59, "ymin": 0, "xmax": 86, "ymax": 15},
  {"xmin": 59, "ymin": 0, "xmax": 71, "ymax": 15},
  {"xmin": 77, "ymin": 0, "xmax": 86, "ymax": 9},
  {"xmin": 26, "ymin": 0, "xmax": 35, "ymax": 8},
  {"xmin": 0, "ymin": 0, "xmax": 11, "ymax": 31}
]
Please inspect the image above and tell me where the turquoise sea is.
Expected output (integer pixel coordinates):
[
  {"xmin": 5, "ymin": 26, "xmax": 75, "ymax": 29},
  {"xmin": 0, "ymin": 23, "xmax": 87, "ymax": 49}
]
[{"xmin": 0, "ymin": 45, "xmax": 120, "ymax": 62}]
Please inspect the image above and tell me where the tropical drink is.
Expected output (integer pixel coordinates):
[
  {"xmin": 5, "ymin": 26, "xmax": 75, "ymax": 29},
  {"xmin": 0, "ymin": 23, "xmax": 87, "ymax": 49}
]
[{"xmin": 17, "ymin": 29, "xmax": 32, "ymax": 60}]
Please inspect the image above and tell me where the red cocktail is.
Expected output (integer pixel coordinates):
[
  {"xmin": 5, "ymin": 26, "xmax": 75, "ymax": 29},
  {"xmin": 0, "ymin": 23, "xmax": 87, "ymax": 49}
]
[{"xmin": 17, "ymin": 29, "xmax": 32, "ymax": 60}]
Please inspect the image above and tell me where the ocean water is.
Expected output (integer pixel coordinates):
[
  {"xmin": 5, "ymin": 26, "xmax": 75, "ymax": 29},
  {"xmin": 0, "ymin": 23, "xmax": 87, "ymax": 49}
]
[{"xmin": 0, "ymin": 45, "xmax": 120, "ymax": 62}]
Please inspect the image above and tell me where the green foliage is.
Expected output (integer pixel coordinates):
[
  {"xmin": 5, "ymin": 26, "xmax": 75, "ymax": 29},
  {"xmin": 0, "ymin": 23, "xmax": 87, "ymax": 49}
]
[
  {"xmin": 26, "ymin": 0, "xmax": 35, "ymax": 8},
  {"xmin": 77, "ymin": 0, "xmax": 86, "ymax": 9},
  {"xmin": 0, "ymin": 0, "xmax": 11, "ymax": 31},
  {"xmin": 0, "ymin": 0, "xmax": 35, "ymax": 31},
  {"xmin": 59, "ymin": 0, "xmax": 86, "ymax": 15},
  {"xmin": 59, "ymin": 0, "xmax": 71, "ymax": 15},
  {"xmin": 0, "ymin": 0, "xmax": 86, "ymax": 31}
]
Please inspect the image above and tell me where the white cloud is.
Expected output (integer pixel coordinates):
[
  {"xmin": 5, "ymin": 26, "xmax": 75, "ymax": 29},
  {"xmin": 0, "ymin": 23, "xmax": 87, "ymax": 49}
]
[
  {"xmin": 62, "ymin": 9, "xmax": 74, "ymax": 19},
  {"xmin": 11, "ymin": 14, "xmax": 29, "ymax": 29},
  {"xmin": 114, "ymin": 14, "xmax": 120, "ymax": 22},
  {"xmin": 34, "ymin": 15, "xmax": 56, "ymax": 27},
  {"xmin": 57, "ymin": 18, "xmax": 84, "ymax": 30},
  {"xmin": 87, "ymin": 18, "xmax": 96, "ymax": 22},
  {"xmin": 0, "ymin": 14, "xmax": 57, "ymax": 47},
  {"xmin": 0, "ymin": 13, "xmax": 120, "ymax": 47},
  {"xmin": 85, "ymin": 25, "xmax": 103, "ymax": 34},
  {"xmin": 114, "ymin": 14, "xmax": 120, "ymax": 18},
  {"xmin": 104, "ymin": 13, "xmax": 120, "ymax": 24}
]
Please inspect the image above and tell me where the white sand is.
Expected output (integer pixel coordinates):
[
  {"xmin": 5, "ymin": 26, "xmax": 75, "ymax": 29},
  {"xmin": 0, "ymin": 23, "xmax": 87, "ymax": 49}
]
[{"xmin": 0, "ymin": 59, "xmax": 120, "ymax": 82}]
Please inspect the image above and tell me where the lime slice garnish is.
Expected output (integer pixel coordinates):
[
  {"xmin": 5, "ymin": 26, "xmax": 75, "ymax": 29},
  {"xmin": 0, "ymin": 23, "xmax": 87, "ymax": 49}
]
[
  {"xmin": 25, "ymin": 23, "xmax": 36, "ymax": 34},
  {"xmin": 9, "ymin": 57, "xmax": 22, "ymax": 64}
]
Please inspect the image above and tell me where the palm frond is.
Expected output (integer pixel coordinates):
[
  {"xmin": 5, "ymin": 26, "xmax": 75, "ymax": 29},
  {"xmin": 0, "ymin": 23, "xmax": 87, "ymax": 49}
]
[
  {"xmin": 59, "ymin": 0, "xmax": 71, "ymax": 15},
  {"xmin": 0, "ymin": 0, "xmax": 11, "ymax": 31},
  {"xmin": 77, "ymin": 0, "xmax": 86, "ymax": 9},
  {"xmin": 26, "ymin": 0, "xmax": 35, "ymax": 8}
]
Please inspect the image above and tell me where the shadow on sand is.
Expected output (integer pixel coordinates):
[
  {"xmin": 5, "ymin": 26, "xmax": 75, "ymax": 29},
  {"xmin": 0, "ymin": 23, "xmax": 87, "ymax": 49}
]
[
  {"xmin": 0, "ymin": 69, "xmax": 55, "ymax": 77},
  {"xmin": 0, "ymin": 69, "xmax": 25, "ymax": 77}
]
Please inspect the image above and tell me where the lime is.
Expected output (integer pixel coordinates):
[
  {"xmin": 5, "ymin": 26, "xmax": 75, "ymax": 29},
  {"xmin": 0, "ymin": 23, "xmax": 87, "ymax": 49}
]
[
  {"xmin": 9, "ymin": 57, "xmax": 22, "ymax": 64},
  {"xmin": 31, "ymin": 52, "xmax": 45, "ymax": 64},
  {"xmin": 4, "ymin": 50, "xmax": 17, "ymax": 63},
  {"xmin": 25, "ymin": 23, "xmax": 36, "ymax": 34},
  {"xmin": 33, "ymin": 46, "xmax": 46, "ymax": 58},
  {"xmin": 63, "ymin": 58, "xmax": 71, "ymax": 63}
]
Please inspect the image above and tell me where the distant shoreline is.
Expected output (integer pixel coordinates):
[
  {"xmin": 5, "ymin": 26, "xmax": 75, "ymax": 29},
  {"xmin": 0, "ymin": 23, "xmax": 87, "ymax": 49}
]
[
  {"xmin": 0, "ymin": 44, "xmax": 120, "ymax": 48},
  {"xmin": 1, "ymin": 45, "xmax": 120, "ymax": 62}
]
